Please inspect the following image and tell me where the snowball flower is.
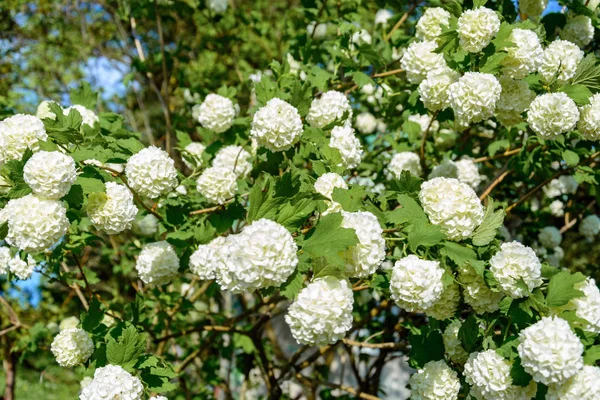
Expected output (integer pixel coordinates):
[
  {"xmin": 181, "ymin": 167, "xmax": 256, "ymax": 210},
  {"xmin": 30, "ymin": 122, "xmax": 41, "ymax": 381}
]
[
  {"xmin": 340, "ymin": 211, "xmax": 386, "ymax": 278},
  {"xmin": 314, "ymin": 172, "xmax": 348, "ymax": 214},
  {"xmin": 63, "ymin": 105, "xmax": 98, "ymax": 128},
  {"xmin": 502, "ymin": 29, "xmax": 544, "ymax": 79},
  {"xmin": 518, "ymin": 316, "xmax": 584, "ymax": 385},
  {"xmin": 546, "ymin": 366, "xmax": 600, "ymax": 400},
  {"xmin": 149, "ymin": 397, "xmax": 168, "ymax": 400},
  {"xmin": 181, "ymin": 142, "xmax": 206, "ymax": 169},
  {"xmin": 207, "ymin": 0, "xmax": 228, "ymax": 14},
  {"xmin": 415, "ymin": 7, "xmax": 451, "ymax": 43},
  {"xmin": 36, "ymin": 100, "xmax": 57, "ymax": 120},
  {"xmin": 250, "ymin": 98, "xmax": 303, "ymax": 152},
  {"xmin": 1, "ymin": 194, "xmax": 69, "ymax": 252},
  {"xmin": 307, "ymin": 21, "xmax": 328, "ymax": 40},
  {"xmin": 212, "ymin": 145, "xmax": 252, "ymax": 178},
  {"xmin": 418, "ymin": 67, "xmax": 460, "ymax": 112},
  {"xmin": 285, "ymin": 277, "xmax": 353, "ymax": 346},
  {"xmin": 425, "ymin": 282, "xmax": 460, "ymax": 320},
  {"xmin": 519, "ymin": 0, "xmax": 548, "ymax": 18},
  {"xmin": 539, "ymin": 40, "xmax": 584, "ymax": 85},
  {"xmin": 443, "ymin": 320, "xmax": 469, "ymax": 364},
  {"xmin": 538, "ymin": 226, "xmax": 562, "ymax": 248},
  {"xmin": 408, "ymin": 360, "xmax": 460, "ymax": 400},
  {"xmin": 197, "ymin": 94, "xmax": 235, "ymax": 133},
  {"xmin": 544, "ymin": 175, "xmax": 579, "ymax": 198},
  {"xmin": 8, "ymin": 254, "xmax": 36, "ymax": 280},
  {"xmin": 408, "ymin": 114, "xmax": 440, "ymax": 134},
  {"xmin": 87, "ymin": 182, "xmax": 138, "ymax": 235},
  {"xmin": 80, "ymin": 364, "xmax": 143, "ymax": 400},
  {"xmin": 495, "ymin": 76, "xmax": 535, "ymax": 127},
  {"xmin": 189, "ymin": 236, "xmax": 228, "ymax": 280},
  {"xmin": 50, "ymin": 327, "xmax": 94, "ymax": 367},
  {"xmin": 133, "ymin": 214, "xmax": 158, "ymax": 236},
  {"xmin": 578, "ymin": 93, "xmax": 600, "ymax": 140},
  {"xmin": 0, "ymin": 247, "xmax": 10, "ymax": 275},
  {"xmin": 306, "ymin": 91, "xmax": 352, "ymax": 128},
  {"xmin": 125, "ymin": 146, "xmax": 178, "ymax": 199},
  {"xmin": 527, "ymin": 93, "xmax": 579, "ymax": 139},
  {"xmin": 196, "ymin": 166, "xmax": 237, "ymax": 205},
  {"xmin": 579, "ymin": 215, "xmax": 600, "ymax": 240},
  {"xmin": 400, "ymin": 40, "xmax": 447, "ymax": 84},
  {"xmin": 355, "ymin": 112, "xmax": 377, "ymax": 134},
  {"xmin": 568, "ymin": 278, "xmax": 600, "ymax": 334},
  {"xmin": 490, "ymin": 241, "xmax": 542, "ymax": 298},
  {"xmin": 329, "ymin": 125, "xmax": 363, "ymax": 169},
  {"xmin": 419, "ymin": 177, "xmax": 484, "ymax": 241},
  {"xmin": 458, "ymin": 264, "xmax": 504, "ymax": 314},
  {"xmin": 23, "ymin": 151, "xmax": 77, "ymax": 200},
  {"xmin": 464, "ymin": 350, "xmax": 512, "ymax": 398},
  {"xmin": 375, "ymin": 9, "xmax": 393, "ymax": 25},
  {"xmin": 387, "ymin": 152, "xmax": 422, "ymax": 179},
  {"xmin": 216, "ymin": 219, "xmax": 298, "ymax": 292},
  {"xmin": 0, "ymin": 114, "xmax": 48, "ymax": 164},
  {"xmin": 449, "ymin": 72, "xmax": 502, "ymax": 127},
  {"xmin": 59, "ymin": 316, "xmax": 80, "ymax": 331},
  {"xmin": 457, "ymin": 7, "xmax": 500, "ymax": 53},
  {"xmin": 135, "ymin": 241, "xmax": 180, "ymax": 286},
  {"xmin": 455, "ymin": 158, "xmax": 482, "ymax": 189},
  {"xmin": 549, "ymin": 199, "xmax": 565, "ymax": 217},
  {"xmin": 561, "ymin": 16, "xmax": 594, "ymax": 48},
  {"xmin": 390, "ymin": 255, "xmax": 444, "ymax": 312}
]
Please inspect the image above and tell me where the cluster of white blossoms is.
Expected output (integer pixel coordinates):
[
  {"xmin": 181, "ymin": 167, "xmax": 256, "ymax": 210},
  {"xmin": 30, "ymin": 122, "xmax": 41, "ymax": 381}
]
[
  {"xmin": 519, "ymin": 0, "xmax": 548, "ymax": 18},
  {"xmin": 442, "ymin": 320, "xmax": 468, "ymax": 364},
  {"xmin": 306, "ymin": 90, "xmax": 352, "ymax": 128},
  {"xmin": 36, "ymin": 100, "xmax": 57, "ymax": 120},
  {"xmin": 314, "ymin": 172, "xmax": 348, "ymax": 214},
  {"xmin": 544, "ymin": 175, "xmax": 579, "ymax": 198},
  {"xmin": 458, "ymin": 264, "xmax": 504, "ymax": 314},
  {"xmin": 419, "ymin": 177, "xmax": 484, "ymax": 241},
  {"xmin": 285, "ymin": 277, "xmax": 353, "ymax": 346},
  {"xmin": 567, "ymin": 278, "xmax": 600, "ymax": 334},
  {"xmin": 196, "ymin": 166, "xmax": 237, "ymax": 204},
  {"xmin": 59, "ymin": 316, "xmax": 80, "ymax": 331},
  {"xmin": 490, "ymin": 241, "xmax": 542, "ymax": 298},
  {"xmin": 23, "ymin": 151, "xmax": 77, "ymax": 199},
  {"xmin": 135, "ymin": 241, "xmax": 180, "ymax": 286},
  {"xmin": 455, "ymin": 158, "xmax": 482, "ymax": 189},
  {"xmin": 1, "ymin": 194, "xmax": 70, "ymax": 252},
  {"xmin": 181, "ymin": 142, "xmax": 206, "ymax": 169},
  {"xmin": 189, "ymin": 236, "xmax": 228, "ymax": 280},
  {"xmin": 549, "ymin": 199, "xmax": 565, "ymax": 217},
  {"xmin": 449, "ymin": 72, "xmax": 502, "ymax": 127},
  {"xmin": 538, "ymin": 226, "xmax": 562, "ymax": 248},
  {"xmin": 87, "ymin": 182, "xmax": 138, "ymax": 235},
  {"xmin": 539, "ymin": 40, "xmax": 584, "ymax": 85},
  {"xmin": 518, "ymin": 316, "xmax": 584, "ymax": 385},
  {"xmin": 133, "ymin": 214, "xmax": 159, "ymax": 236},
  {"xmin": 125, "ymin": 146, "xmax": 178, "ymax": 199},
  {"xmin": 215, "ymin": 219, "xmax": 298, "ymax": 292},
  {"xmin": 212, "ymin": 145, "xmax": 252, "ymax": 178},
  {"xmin": 0, "ymin": 247, "xmax": 10, "ymax": 275},
  {"xmin": 579, "ymin": 215, "xmax": 600, "ymax": 240},
  {"xmin": 63, "ymin": 105, "xmax": 99, "ymax": 128},
  {"xmin": 425, "ymin": 281, "xmax": 460, "ymax": 320},
  {"xmin": 387, "ymin": 152, "xmax": 422, "ymax": 179},
  {"xmin": 415, "ymin": 7, "xmax": 450, "ymax": 43},
  {"xmin": 502, "ymin": 29, "xmax": 543, "ymax": 79},
  {"xmin": 578, "ymin": 93, "xmax": 600, "ymax": 140},
  {"xmin": 340, "ymin": 211, "xmax": 386, "ymax": 278},
  {"xmin": 527, "ymin": 92, "xmax": 579, "ymax": 139},
  {"xmin": 400, "ymin": 40, "xmax": 446, "ymax": 84},
  {"xmin": 197, "ymin": 94, "xmax": 235, "ymax": 133},
  {"xmin": 50, "ymin": 327, "xmax": 94, "ymax": 367},
  {"xmin": 329, "ymin": 125, "xmax": 363, "ymax": 169},
  {"xmin": 561, "ymin": 16, "xmax": 594, "ymax": 48},
  {"xmin": 408, "ymin": 113, "xmax": 440, "ymax": 134},
  {"xmin": 0, "ymin": 114, "xmax": 48, "ymax": 164},
  {"xmin": 546, "ymin": 365, "xmax": 600, "ymax": 400},
  {"xmin": 429, "ymin": 159, "xmax": 459, "ymax": 180},
  {"xmin": 390, "ymin": 255, "xmax": 444, "ymax": 312},
  {"xmin": 457, "ymin": 7, "xmax": 500, "ymax": 53},
  {"xmin": 495, "ymin": 77, "xmax": 536, "ymax": 127},
  {"xmin": 355, "ymin": 112, "xmax": 377, "ymax": 134},
  {"xmin": 250, "ymin": 98, "xmax": 303, "ymax": 151},
  {"xmin": 408, "ymin": 360, "xmax": 460, "ymax": 400},
  {"xmin": 80, "ymin": 364, "xmax": 143, "ymax": 400},
  {"xmin": 8, "ymin": 253, "xmax": 37, "ymax": 280},
  {"xmin": 418, "ymin": 67, "xmax": 460, "ymax": 112}
]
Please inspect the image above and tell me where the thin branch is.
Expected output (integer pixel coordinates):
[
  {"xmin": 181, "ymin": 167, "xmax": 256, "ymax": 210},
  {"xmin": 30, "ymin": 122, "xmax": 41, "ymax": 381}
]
[
  {"xmin": 479, "ymin": 167, "xmax": 512, "ymax": 201},
  {"xmin": 419, "ymin": 111, "xmax": 439, "ymax": 173},
  {"xmin": 473, "ymin": 147, "xmax": 523, "ymax": 163},
  {"xmin": 372, "ymin": 68, "xmax": 403, "ymax": 78},
  {"xmin": 154, "ymin": 0, "xmax": 173, "ymax": 156},
  {"xmin": 295, "ymin": 373, "xmax": 381, "ymax": 400},
  {"xmin": 342, "ymin": 338, "xmax": 406, "ymax": 350},
  {"xmin": 384, "ymin": 4, "xmax": 417, "ymax": 42}
]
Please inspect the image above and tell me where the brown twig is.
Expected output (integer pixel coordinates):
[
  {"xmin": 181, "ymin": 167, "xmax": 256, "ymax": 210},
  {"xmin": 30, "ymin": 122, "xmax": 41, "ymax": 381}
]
[
  {"xmin": 384, "ymin": 4, "xmax": 417, "ymax": 42},
  {"xmin": 342, "ymin": 338, "xmax": 405, "ymax": 350},
  {"xmin": 420, "ymin": 111, "xmax": 439, "ymax": 173},
  {"xmin": 479, "ymin": 167, "xmax": 512, "ymax": 201},
  {"xmin": 473, "ymin": 147, "xmax": 523, "ymax": 163}
]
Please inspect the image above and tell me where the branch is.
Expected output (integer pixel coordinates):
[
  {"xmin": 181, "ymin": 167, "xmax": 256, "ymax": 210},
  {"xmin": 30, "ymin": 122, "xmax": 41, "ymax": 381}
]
[
  {"xmin": 419, "ymin": 111, "xmax": 439, "ymax": 173},
  {"xmin": 295, "ymin": 373, "xmax": 381, "ymax": 400},
  {"xmin": 479, "ymin": 166, "xmax": 512, "ymax": 201},
  {"xmin": 384, "ymin": 4, "xmax": 417, "ymax": 42},
  {"xmin": 342, "ymin": 338, "xmax": 406, "ymax": 350}
]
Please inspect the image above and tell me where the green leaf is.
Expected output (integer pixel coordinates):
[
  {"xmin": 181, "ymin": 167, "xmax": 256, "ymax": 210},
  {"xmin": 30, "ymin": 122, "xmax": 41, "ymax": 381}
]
[
  {"xmin": 442, "ymin": 0, "xmax": 462, "ymax": 17},
  {"xmin": 303, "ymin": 213, "xmax": 359, "ymax": 267},
  {"xmin": 332, "ymin": 185, "xmax": 366, "ymax": 212},
  {"xmin": 388, "ymin": 171, "xmax": 423, "ymax": 195},
  {"xmin": 279, "ymin": 269, "xmax": 305, "ymax": 299},
  {"xmin": 473, "ymin": 0, "xmax": 488, "ymax": 7},
  {"xmin": 471, "ymin": 199, "xmax": 505, "ymax": 246},
  {"xmin": 408, "ymin": 327, "xmax": 445, "ymax": 368},
  {"xmin": 562, "ymin": 149, "xmax": 580, "ymax": 167},
  {"xmin": 511, "ymin": 357, "xmax": 533, "ymax": 387},
  {"xmin": 559, "ymin": 84, "xmax": 593, "ymax": 105},
  {"xmin": 81, "ymin": 297, "xmax": 104, "ymax": 332},
  {"xmin": 357, "ymin": 44, "xmax": 384, "ymax": 67},
  {"xmin": 351, "ymin": 71, "xmax": 375, "ymax": 88},
  {"xmin": 387, "ymin": 194, "xmax": 427, "ymax": 226},
  {"xmin": 106, "ymin": 324, "xmax": 147, "ymax": 371},
  {"xmin": 175, "ymin": 130, "xmax": 193, "ymax": 147},
  {"xmin": 233, "ymin": 333, "xmax": 256, "ymax": 354},
  {"xmin": 408, "ymin": 220, "xmax": 444, "ymax": 251},
  {"xmin": 440, "ymin": 242, "xmax": 478, "ymax": 268},
  {"xmin": 571, "ymin": 54, "xmax": 600, "ymax": 92},
  {"xmin": 459, "ymin": 315, "xmax": 482, "ymax": 353},
  {"xmin": 70, "ymin": 82, "xmax": 98, "ymax": 109},
  {"xmin": 584, "ymin": 345, "xmax": 600, "ymax": 365},
  {"xmin": 0, "ymin": 222, "xmax": 7, "ymax": 241},
  {"xmin": 76, "ymin": 176, "xmax": 106, "ymax": 194},
  {"xmin": 480, "ymin": 52, "xmax": 508, "ymax": 74},
  {"xmin": 254, "ymin": 75, "xmax": 278, "ymax": 105},
  {"xmin": 541, "ymin": 263, "xmax": 560, "ymax": 279},
  {"xmin": 546, "ymin": 271, "xmax": 587, "ymax": 307}
]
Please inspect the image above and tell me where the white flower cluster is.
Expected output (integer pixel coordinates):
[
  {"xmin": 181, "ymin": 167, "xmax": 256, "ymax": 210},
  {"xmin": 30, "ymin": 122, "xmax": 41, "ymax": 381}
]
[
  {"xmin": 1, "ymin": 194, "xmax": 69, "ymax": 252},
  {"xmin": 518, "ymin": 316, "xmax": 584, "ymax": 385},
  {"xmin": 355, "ymin": 112, "xmax": 377, "ymax": 134},
  {"xmin": 133, "ymin": 214, "xmax": 159, "ymax": 236},
  {"xmin": 329, "ymin": 125, "xmax": 363, "ymax": 169},
  {"xmin": 181, "ymin": 142, "xmax": 206, "ymax": 169},
  {"xmin": 578, "ymin": 93, "xmax": 600, "ymax": 141},
  {"xmin": 539, "ymin": 40, "xmax": 584, "ymax": 85},
  {"xmin": 306, "ymin": 91, "xmax": 352, "ymax": 128},
  {"xmin": 455, "ymin": 158, "xmax": 482, "ymax": 189},
  {"xmin": 538, "ymin": 226, "xmax": 562, "ymax": 248},
  {"xmin": 502, "ymin": 29, "xmax": 543, "ymax": 79},
  {"xmin": 400, "ymin": 40, "xmax": 446, "ymax": 84},
  {"xmin": 314, "ymin": 173, "xmax": 348, "ymax": 214},
  {"xmin": 408, "ymin": 114, "xmax": 440, "ymax": 134},
  {"xmin": 125, "ymin": 146, "xmax": 178, "ymax": 199},
  {"xmin": 425, "ymin": 282, "xmax": 460, "ymax": 320},
  {"xmin": 87, "ymin": 182, "xmax": 138, "ymax": 235},
  {"xmin": 387, "ymin": 152, "xmax": 422, "ymax": 179},
  {"xmin": 390, "ymin": 255, "xmax": 444, "ymax": 312},
  {"xmin": 196, "ymin": 166, "xmax": 237, "ymax": 204},
  {"xmin": 189, "ymin": 236, "xmax": 228, "ymax": 280},
  {"xmin": 458, "ymin": 264, "xmax": 504, "ymax": 314},
  {"xmin": 464, "ymin": 350, "xmax": 512, "ymax": 399},
  {"xmin": 23, "ymin": 151, "xmax": 77, "ymax": 200},
  {"xmin": 546, "ymin": 365, "xmax": 600, "ymax": 400},
  {"xmin": 415, "ymin": 7, "xmax": 451, "ymax": 43},
  {"xmin": 251, "ymin": 98, "xmax": 303, "ymax": 152},
  {"xmin": 408, "ymin": 360, "xmax": 461, "ymax": 400},
  {"xmin": 449, "ymin": 72, "xmax": 501, "ymax": 127},
  {"xmin": 544, "ymin": 175, "xmax": 579, "ymax": 198},
  {"xmin": 59, "ymin": 316, "xmax": 80, "ymax": 331},
  {"xmin": 457, "ymin": 7, "xmax": 500, "ymax": 53},
  {"xmin": 0, "ymin": 114, "xmax": 48, "ymax": 164},
  {"xmin": 442, "ymin": 320, "xmax": 468, "ymax": 364},
  {"xmin": 495, "ymin": 76, "xmax": 536, "ymax": 127},
  {"xmin": 285, "ymin": 277, "xmax": 353, "ymax": 346},
  {"xmin": 579, "ymin": 215, "xmax": 600, "ymax": 240},
  {"xmin": 0, "ymin": 247, "xmax": 10, "ymax": 275},
  {"xmin": 561, "ymin": 16, "xmax": 594, "ymax": 48},
  {"xmin": 490, "ymin": 241, "xmax": 542, "ymax": 298},
  {"xmin": 519, "ymin": 0, "xmax": 548, "ymax": 19},
  {"xmin": 340, "ymin": 211, "xmax": 386, "ymax": 278},
  {"xmin": 197, "ymin": 94, "xmax": 235, "ymax": 133},
  {"xmin": 549, "ymin": 199, "xmax": 565, "ymax": 217},
  {"xmin": 418, "ymin": 67, "xmax": 460, "ymax": 112},
  {"xmin": 80, "ymin": 364, "xmax": 143, "ymax": 400},
  {"xmin": 212, "ymin": 145, "xmax": 252, "ymax": 178},
  {"xmin": 568, "ymin": 278, "xmax": 600, "ymax": 334},
  {"xmin": 527, "ymin": 93, "xmax": 579, "ymax": 139},
  {"xmin": 36, "ymin": 100, "xmax": 57, "ymax": 120},
  {"xmin": 50, "ymin": 327, "xmax": 94, "ymax": 367},
  {"xmin": 207, "ymin": 0, "xmax": 228, "ymax": 13},
  {"xmin": 135, "ymin": 241, "xmax": 180, "ymax": 286},
  {"xmin": 64, "ymin": 105, "xmax": 98, "ymax": 128},
  {"xmin": 420, "ymin": 177, "xmax": 484, "ymax": 241},
  {"xmin": 8, "ymin": 253, "xmax": 37, "ymax": 280},
  {"xmin": 429, "ymin": 159, "xmax": 459, "ymax": 180}
]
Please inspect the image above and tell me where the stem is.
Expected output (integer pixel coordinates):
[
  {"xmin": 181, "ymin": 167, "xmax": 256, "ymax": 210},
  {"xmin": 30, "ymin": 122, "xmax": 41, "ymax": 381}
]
[
  {"xmin": 419, "ymin": 111, "xmax": 439, "ymax": 173},
  {"xmin": 3, "ymin": 343, "xmax": 17, "ymax": 400},
  {"xmin": 384, "ymin": 4, "xmax": 416, "ymax": 42}
]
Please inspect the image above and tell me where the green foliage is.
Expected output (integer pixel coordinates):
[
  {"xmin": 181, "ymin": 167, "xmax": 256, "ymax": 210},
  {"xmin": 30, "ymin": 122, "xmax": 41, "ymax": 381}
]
[
  {"xmin": 302, "ymin": 213, "xmax": 358, "ymax": 268},
  {"xmin": 546, "ymin": 271, "xmax": 587, "ymax": 308}
]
